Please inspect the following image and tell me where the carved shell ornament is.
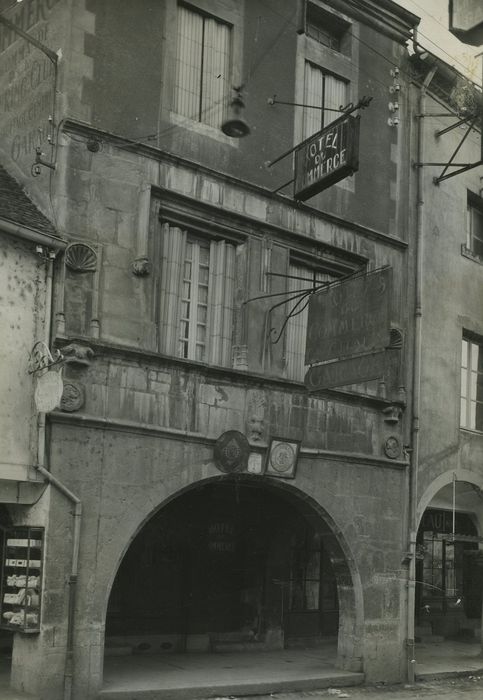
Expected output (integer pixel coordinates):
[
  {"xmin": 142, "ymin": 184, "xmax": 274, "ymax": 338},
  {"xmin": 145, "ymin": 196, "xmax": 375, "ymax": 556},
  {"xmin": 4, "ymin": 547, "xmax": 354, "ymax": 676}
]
[{"xmin": 65, "ymin": 243, "xmax": 97, "ymax": 272}]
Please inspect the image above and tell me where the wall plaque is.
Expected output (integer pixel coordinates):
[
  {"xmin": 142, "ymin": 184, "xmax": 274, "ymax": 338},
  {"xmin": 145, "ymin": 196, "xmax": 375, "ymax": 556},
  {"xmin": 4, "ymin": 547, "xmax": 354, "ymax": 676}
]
[
  {"xmin": 265, "ymin": 438, "xmax": 300, "ymax": 479},
  {"xmin": 213, "ymin": 431, "xmax": 250, "ymax": 473}
]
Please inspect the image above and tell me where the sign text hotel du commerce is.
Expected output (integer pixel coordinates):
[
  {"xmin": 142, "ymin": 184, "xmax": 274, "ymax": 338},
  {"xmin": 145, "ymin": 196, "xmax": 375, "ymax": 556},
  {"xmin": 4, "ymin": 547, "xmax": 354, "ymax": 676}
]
[{"xmin": 294, "ymin": 114, "xmax": 360, "ymax": 200}]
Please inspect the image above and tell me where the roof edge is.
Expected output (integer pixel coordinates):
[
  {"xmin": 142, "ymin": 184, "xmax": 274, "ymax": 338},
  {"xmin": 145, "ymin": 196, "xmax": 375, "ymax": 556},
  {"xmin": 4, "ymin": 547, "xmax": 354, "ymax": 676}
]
[{"xmin": 0, "ymin": 216, "xmax": 66, "ymax": 250}]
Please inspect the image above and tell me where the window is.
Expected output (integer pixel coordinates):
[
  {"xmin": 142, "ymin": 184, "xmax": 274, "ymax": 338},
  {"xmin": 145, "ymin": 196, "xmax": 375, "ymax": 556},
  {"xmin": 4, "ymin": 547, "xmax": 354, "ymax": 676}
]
[
  {"xmin": 306, "ymin": 2, "xmax": 349, "ymax": 53},
  {"xmin": 174, "ymin": 4, "xmax": 232, "ymax": 128},
  {"xmin": 461, "ymin": 336, "xmax": 483, "ymax": 431},
  {"xmin": 159, "ymin": 224, "xmax": 235, "ymax": 366},
  {"xmin": 285, "ymin": 262, "xmax": 332, "ymax": 381},
  {"xmin": 303, "ymin": 61, "xmax": 347, "ymax": 138},
  {"xmin": 467, "ymin": 193, "xmax": 483, "ymax": 259}
]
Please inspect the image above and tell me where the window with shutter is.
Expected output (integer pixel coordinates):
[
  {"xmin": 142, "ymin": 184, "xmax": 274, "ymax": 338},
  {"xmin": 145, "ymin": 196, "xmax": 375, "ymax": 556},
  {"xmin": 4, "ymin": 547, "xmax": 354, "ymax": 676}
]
[
  {"xmin": 174, "ymin": 4, "xmax": 232, "ymax": 128},
  {"xmin": 303, "ymin": 61, "xmax": 348, "ymax": 139},
  {"xmin": 159, "ymin": 224, "xmax": 235, "ymax": 367}
]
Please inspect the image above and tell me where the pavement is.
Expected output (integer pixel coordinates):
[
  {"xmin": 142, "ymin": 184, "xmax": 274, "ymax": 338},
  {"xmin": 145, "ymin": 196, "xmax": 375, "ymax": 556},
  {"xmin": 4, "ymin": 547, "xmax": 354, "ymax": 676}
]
[{"xmin": 0, "ymin": 640, "xmax": 482, "ymax": 700}]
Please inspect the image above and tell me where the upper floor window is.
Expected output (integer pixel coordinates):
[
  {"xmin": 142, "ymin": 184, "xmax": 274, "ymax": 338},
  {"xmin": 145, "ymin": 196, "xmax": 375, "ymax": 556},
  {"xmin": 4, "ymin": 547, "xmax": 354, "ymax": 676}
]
[
  {"xmin": 303, "ymin": 61, "xmax": 348, "ymax": 138},
  {"xmin": 467, "ymin": 192, "xmax": 483, "ymax": 259},
  {"xmin": 461, "ymin": 335, "xmax": 483, "ymax": 431},
  {"xmin": 174, "ymin": 4, "xmax": 232, "ymax": 128},
  {"xmin": 305, "ymin": 2, "xmax": 350, "ymax": 54},
  {"xmin": 159, "ymin": 224, "xmax": 235, "ymax": 366}
]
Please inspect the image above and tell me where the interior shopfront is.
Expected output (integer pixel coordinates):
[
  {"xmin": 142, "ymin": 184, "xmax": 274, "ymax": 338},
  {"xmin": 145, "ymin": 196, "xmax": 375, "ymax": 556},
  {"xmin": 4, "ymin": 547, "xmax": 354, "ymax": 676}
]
[
  {"xmin": 416, "ymin": 507, "xmax": 483, "ymax": 638},
  {"xmin": 106, "ymin": 480, "xmax": 339, "ymax": 654}
]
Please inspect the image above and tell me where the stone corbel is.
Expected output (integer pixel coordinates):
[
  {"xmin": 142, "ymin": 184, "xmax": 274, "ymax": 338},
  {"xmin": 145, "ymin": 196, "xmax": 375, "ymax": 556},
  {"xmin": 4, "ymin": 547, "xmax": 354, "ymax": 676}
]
[
  {"xmin": 61, "ymin": 342, "xmax": 94, "ymax": 367},
  {"xmin": 382, "ymin": 405, "xmax": 403, "ymax": 424}
]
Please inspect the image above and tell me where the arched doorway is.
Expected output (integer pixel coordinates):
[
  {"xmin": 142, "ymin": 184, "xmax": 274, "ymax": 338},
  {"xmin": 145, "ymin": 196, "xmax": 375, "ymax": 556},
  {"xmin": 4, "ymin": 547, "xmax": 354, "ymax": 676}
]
[
  {"xmin": 416, "ymin": 481, "xmax": 483, "ymax": 642},
  {"xmin": 104, "ymin": 478, "xmax": 358, "ymax": 660}
]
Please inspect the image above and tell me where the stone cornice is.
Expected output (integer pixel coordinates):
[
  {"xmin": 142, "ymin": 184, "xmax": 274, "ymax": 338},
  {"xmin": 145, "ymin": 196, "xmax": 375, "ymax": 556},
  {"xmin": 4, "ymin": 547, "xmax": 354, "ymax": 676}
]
[
  {"xmin": 61, "ymin": 119, "xmax": 409, "ymax": 252},
  {"xmin": 329, "ymin": 0, "xmax": 419, "ymax": 44}
]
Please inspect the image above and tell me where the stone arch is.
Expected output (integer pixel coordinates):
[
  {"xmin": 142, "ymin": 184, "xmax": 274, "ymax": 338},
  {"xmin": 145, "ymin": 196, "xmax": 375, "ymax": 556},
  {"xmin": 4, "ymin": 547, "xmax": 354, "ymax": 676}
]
[
  {"xmin": 417, "ymin": 468, "xmax": 483, "ymax": 528},
  {"xmin": 101, "ymin": 474, "xmax": 364, "ymax": 673}
]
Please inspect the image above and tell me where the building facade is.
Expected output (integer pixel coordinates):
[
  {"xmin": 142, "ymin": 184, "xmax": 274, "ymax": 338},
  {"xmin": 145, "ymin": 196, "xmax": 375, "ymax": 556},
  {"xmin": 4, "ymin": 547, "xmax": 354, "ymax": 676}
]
[
  {"xmin": 0, "ymin": 1, "xmax": 445, "ymax": 698},
  {"xmin": 408, "ymin": 52, "xmax": 483, "ymax": 659}
]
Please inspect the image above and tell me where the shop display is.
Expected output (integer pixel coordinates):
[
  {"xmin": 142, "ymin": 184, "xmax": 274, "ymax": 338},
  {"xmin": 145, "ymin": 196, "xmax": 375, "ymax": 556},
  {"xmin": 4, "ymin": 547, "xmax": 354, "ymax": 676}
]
[{"xmin": 0, "ymin": 527, "xmax": 43, "ymax": 633}]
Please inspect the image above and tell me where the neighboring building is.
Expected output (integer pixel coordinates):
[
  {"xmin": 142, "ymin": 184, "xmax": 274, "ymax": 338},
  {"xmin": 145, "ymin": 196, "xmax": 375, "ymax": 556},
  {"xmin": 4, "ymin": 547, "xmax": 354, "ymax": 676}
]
[
  {"xmin": 407, "ymin": 52, "xmax": 483, "ymax": 663},
  {"xmin": 3, "ymin": 1, "xmax": 465, "ymax": 699},
  {"xmin": 0, "ymin": 163, "xmax": 63, "ymax": 674}
]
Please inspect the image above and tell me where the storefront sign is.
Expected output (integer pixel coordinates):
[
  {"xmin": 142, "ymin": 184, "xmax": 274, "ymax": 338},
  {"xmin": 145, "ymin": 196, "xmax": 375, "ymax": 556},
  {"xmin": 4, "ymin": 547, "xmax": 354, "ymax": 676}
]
[
  {"xmin": 294, "ymin": 114, "xmax": 360, "ymax": 201},
  {"xmin": 305, "ymin": 267, "xmax": 392, "ymax": 365},
  {"xmin": 304, "ymin": 350, "xmax": 386, "ymax": 391}
]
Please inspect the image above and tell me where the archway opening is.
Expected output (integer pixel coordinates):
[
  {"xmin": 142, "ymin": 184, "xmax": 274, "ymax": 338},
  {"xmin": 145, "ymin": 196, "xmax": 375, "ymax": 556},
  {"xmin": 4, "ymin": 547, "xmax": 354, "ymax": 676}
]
[
  {"xmin": 415, "ymin": 482, "xmax": 483, "ymax": 648},
  {"xmin": 105, "ymin": 479, "xmax": 343, "ymax": 656}
]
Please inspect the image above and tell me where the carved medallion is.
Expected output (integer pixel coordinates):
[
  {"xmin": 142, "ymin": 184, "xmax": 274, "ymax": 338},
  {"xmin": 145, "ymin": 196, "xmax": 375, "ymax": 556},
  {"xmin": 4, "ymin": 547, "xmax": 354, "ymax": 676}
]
[
  {"xmin": 384, "ymin": 435, "xmax": 402, "ymax": 459},
  {"xmin": 214, "ymin": 431, "xmax": 250, "ymax": 473},
  {"xmin": 60, "ymin": 381, "xmax": 85, "ymax": 412}
]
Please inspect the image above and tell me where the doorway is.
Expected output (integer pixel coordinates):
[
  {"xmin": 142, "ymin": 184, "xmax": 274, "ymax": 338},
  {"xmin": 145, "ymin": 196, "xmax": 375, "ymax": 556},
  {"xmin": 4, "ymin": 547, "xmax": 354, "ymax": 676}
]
[{"xmin": 105, "ymin": 479, "xmax": 341, "ymax": 654}]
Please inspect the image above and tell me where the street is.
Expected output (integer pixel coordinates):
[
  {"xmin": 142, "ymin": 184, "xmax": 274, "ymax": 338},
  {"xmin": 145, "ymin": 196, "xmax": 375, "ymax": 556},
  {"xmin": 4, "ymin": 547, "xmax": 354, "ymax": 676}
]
[{"xmin": 239, "ymin": 677, "xmax": 483, "ymax": 700}]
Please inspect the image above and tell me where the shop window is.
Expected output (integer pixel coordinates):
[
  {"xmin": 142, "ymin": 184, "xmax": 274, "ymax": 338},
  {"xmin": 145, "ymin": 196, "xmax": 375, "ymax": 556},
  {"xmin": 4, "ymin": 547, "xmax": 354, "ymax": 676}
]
[
  {"xmin": 289, "ymin": 530, "xmax": 321, "ymax": 612},
  {"xmin": 159, "ymin": 224, "xmax": 235, "ymax": 366},
  {"xmin": 466, "ymin": 192, "xmax": 483, "ymax": 260},
  {"xmin": 305, "ymin": 2, "xmax": 350, "ymax": 54},
  {"xmin": 303, "ymin": 61, "xmax": 348, "ymax": 138},
  {"xmin": 460, "ymin": 335, "xmax": 483, "ymax": 431},
  {"xmin": 285, "ymin": 262, "xmax": 331, "ymax": 381},
  {"xmin": 174, "ymin": 3, "xmax": 232, "ymax": 128}
]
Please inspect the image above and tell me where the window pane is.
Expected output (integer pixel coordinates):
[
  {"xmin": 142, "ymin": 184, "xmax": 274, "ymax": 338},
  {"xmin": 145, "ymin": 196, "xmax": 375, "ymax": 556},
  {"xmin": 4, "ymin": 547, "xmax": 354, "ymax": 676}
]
[
  {"xmin": 461, "ymin": 368, "xmax": 467, "ymax": 398},
  {"xmin": 471, "ymin": 342, "xmax": 479, "ymax": 371},
  {"xmin": 462, "ymin": 339, "xmax": 468, "ymax": 368},
  {"xmin": 460, "ymin": 397, "xmax": 467, "ymax": 426},
  {"xmin": 470, "ymin": 400, "xmax": 476, "ymax": 428},
  {"xmin": 324, "ymin": 74, "xmax": 347, "ymax": 126},
  {"xmin": 175, "ymin": 6, "xmax": 203, "ymax": 120},
  {"xmin": 470, "ymin": 371, "xmax": 477, "ymax": 400},
  {"xmin": 183, "ymin": 281, "xmax": 191, "ymax": 299},
  {"xmin": 195, "ymin": 344, "xmax": 205, "ymax": 362},
  {"xmin": 303, "ymin": 62, "xmax": 324, "ymax": 138},
  {"xmin": 198, "ymin": 285, "xmax": 208, "ymax": 305},
  {"xmin": 476, "ymin": 402, "xmax": 483, "ymax": 431}
]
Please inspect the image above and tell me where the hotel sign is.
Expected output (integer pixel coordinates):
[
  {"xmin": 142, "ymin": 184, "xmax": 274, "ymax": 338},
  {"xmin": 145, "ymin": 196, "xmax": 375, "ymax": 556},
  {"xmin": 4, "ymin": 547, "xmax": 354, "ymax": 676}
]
[
  {"xmin": 305, "ymin": 267, "xmax": 392, "ymax": 366},
  {"xmin": 294, "ymin": 114, "xmax": 360, "ymax": 201}
]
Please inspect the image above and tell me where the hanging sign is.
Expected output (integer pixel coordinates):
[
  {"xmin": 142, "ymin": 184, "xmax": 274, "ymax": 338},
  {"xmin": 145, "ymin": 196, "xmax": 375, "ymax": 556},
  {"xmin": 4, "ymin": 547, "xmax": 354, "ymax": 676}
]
[
  {"xmin": 34, "ymin": 370, "xmax": 63, "ymax": 413},
  {"xmin": 294, "ymin": 114, "xmax": 360, "ymax": 200},
  {"xmin": 305, "ymin": 267, "xmax": 392, "ymax": 366}
]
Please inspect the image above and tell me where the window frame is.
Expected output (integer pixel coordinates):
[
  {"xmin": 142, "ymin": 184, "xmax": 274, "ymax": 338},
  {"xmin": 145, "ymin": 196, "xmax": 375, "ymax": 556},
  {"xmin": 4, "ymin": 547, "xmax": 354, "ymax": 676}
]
[
  {"xmin": 460, "ymin": 334, "xmax": 483, "ymax": 432},
  {"xmin": 466, "ymin": 191, "xmax": 483, "ymax": 260},
  {"xmin": 158, "ymin": 222, "xmax": 237, "ymax": 368},
  {"xmin": 163, "ymin": 0, "xmax": 243, "ymax": 144},
  {"xmin": 305, "ymin": 1, "xmax": 351, "ymax": 56}
]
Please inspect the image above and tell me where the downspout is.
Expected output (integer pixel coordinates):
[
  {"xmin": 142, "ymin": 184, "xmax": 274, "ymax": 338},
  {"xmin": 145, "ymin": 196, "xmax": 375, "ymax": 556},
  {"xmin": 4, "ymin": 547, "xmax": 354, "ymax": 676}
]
[
  {"xmin": 35, "ymin": 255, "xmax": 82, "ymax": 700},
  {"xmin": 406, "ymin": 61, "xmax": 437, "ymax": 684},
  {"xmin": 34, "ymin": 464, "xmax": 81, "ymax": 700}
]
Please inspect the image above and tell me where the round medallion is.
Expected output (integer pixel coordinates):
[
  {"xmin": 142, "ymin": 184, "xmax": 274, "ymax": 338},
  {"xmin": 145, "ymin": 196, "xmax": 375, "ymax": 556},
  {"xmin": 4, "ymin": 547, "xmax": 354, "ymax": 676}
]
[
  {"xmin": 270, "ymin": 442, "xmax": 295, "ymax": 473},
  {"xmin": 384, "ymin": 435, "xmax": 401, "ymax": 459},
  {"xmin": 60, "ymin": 381, "xmax": 85, "ymax": 412},
  {"xmin": 214, "ymin": 431, "xmax": 250, "ymax": 473}
]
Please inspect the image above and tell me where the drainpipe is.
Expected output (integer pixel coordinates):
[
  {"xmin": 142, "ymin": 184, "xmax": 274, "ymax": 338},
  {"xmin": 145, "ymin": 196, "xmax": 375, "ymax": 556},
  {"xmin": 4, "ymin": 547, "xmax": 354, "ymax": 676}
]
[
  {"xmin": 34, "ymin": 464, "xmax": 81, "ymax": 700},
  {"xmin": 35, "ymin": 256, "xmax": 82, "ymax": 700},
  {"xmin": 406, "ymin": 61, "xmax": 437, "ymax": 684}
]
